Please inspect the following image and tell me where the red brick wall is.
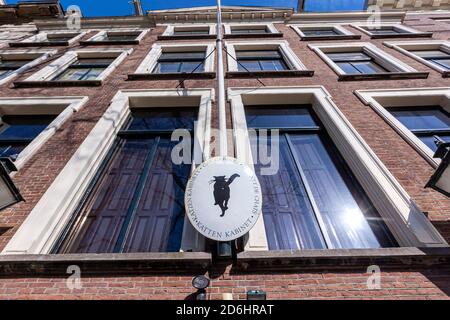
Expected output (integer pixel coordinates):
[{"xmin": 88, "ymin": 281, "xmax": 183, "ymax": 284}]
[{"xmin": 1, "ymin": 12, "xmax": 450, "ymax": 299}]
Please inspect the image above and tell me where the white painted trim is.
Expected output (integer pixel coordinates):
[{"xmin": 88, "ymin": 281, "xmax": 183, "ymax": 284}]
[
  {"xmin": 17, "ymin": 31, "xmax": 86, "ymax": 45},
  {"xmin": 132, "ymin": 43, "xmax": 215, "ymax": 74},
  {"xmin": 162, "ymin": 24, "xmax": 216, "ymax": 36},
  {"xmin": 23, "ymin": 48, "xmax": 133, "ymax": 83},
  {"xmin": 224, "ymin": 40, "xmax": 308, "ymax": 72},
  {"xmin": 228, "ymin": 86, "xmax": 447, "ymax": 251},
  {"xmin": 2, "ymin": 89, "xmax": 214, "ymax": 255},
  {"xmin": 351, "ymin": 23, "xmax": 429, "ymax": 37},
  {"xmin": 384, "ymin": 40, "xmax": 450, "ymax": 75},
  {"xmin": 0, "ymin": 49, "xmax": 57, "ymax": 85},
  {"xmin": 355, "ymin": 87, "xmax": 450, "ymax": 168},
  {"xmin": 290, "ymin": 24, "xmax": 357, "ymax": 38},
  {"xmin": 223, "ymin": 23, "xmax": 279, "ymax": 35},
  {"xmin": 0, "ymin": 96, "xmax": 88, "ymax": 170},
  {"xmin": 308, "ymin": 42, "xmax": 419, "ymax": 76},
  {"xmin": 84, "ymin": 28, "xmax": 150, "ymax": 43}
]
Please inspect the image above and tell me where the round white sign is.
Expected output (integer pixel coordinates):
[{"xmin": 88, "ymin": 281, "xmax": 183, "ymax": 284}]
[{"xmin": 185, "ymin": 156, "xmax": 262, "ymax": 241}]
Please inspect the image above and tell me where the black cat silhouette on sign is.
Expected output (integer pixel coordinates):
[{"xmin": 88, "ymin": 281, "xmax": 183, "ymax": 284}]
[{"xmin": 211, "ymin": 174, "xmax": 240, "ymax": 217}]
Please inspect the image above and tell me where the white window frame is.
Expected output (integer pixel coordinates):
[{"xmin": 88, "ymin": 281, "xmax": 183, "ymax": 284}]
[
  {"xmin": 225, "ymin": 40, "xmax": 309, "ymax": 72},
  {"xmin": 132, "ymin": 43, "xmax": 215, "ymax": 75},
  {"xmin": 228, "ymin": 86, "xmax": 447, "ymax": 251},
  {"xmin": 83, "ymin": 28, "xmax": 150, "ymax": 44},
  {"xmin": 355, "ymin": 87, "xmax": 450, "ymax": 168},
  {"xmin": 384, "ymin": 40, "xmax": 450, "ymax": 76},
  {"xmin": 162, "ymin": 24, "xmax": 216, "ymax": 37},
  {"xmin": 309, "ymin": 42, "xmax": 420, "ymax": 77},
  {"xmin": 224, "ymin": 23, "xmax": 279, "ymax": 36},
  {"xmin": 11, "ymin": 31, "xmax": 86, "ymax": 46},
  {"xmin": 291, "ymin": 24, "xmax": 360, "ymax": 39},
  {"xmin": 0, "ymin": 49, "xmax": 56, "ymax": 85},
  {"xmin": 21, "ymin": 48, "xmax": 133, "ymax": 83},
  {"xmin": 0, "ymin": 96, "xmax": 88, "ymax": 170},
  {"xmin": 1, "ymin": 89, "xmax": 214, "ymax": 255},
  {"xmin": 351, "ymin": 23, "xmax": 432, "ymax": 38}
]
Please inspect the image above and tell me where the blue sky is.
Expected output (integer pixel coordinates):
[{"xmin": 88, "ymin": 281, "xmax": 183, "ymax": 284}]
[{"xmin": 5, "ymin": 0, "xmax": 367, "ymax": 17}]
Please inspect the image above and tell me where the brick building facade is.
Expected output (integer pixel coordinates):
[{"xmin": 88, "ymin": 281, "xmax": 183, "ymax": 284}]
[{"xmin": 0, "ymin": 1, "xmax": 450, "ymax": 300}]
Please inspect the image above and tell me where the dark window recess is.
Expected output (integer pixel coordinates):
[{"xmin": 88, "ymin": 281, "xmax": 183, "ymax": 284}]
[
  {"xmin": 52, "ymin": 57, "xmax": 115, "ymax": 81},
  {"xmin": 173, "ymin": 29, "xmax": 210, "ymax": 35},
  {"xmin": 246, "ymin": 105, "xmax": 398, "ymax": 250},
  {"xmin": 55, "ymin": 107, "xmax": 197, "ymax": 254},
  {"xmin": 104, "ymin": 34, "xmax": 138, "ymax": 41},
  {"xmin": 411, "ymin": 49, "xmax": 450, "ymax": 71},
  {"xmin": 231, "ymin": 27, "xmax": 269, "ymax": 34},
  {"xmin": 153, "ymin": 52, "xmax": 206, "ymax": 74},
  {"xmin": 302, "ymin": 29, "xmax": 339, "ymax": 37},
  {"xmin": 0, "ymin": 58, "xmax": 32, "ymax": 79},
  {"xmin": 0, "ymin": 115, "xmax": 56, "ymax": 159},
  {"xmin": 328, "ymin": 51, "xmax": 389, "ymax": 74},
  {"xmin": 363, "ymin": 26, "xmax": 408, "ymax": 35},
  {"xmin": 387, "ymin": 106, "xmax": 450, "ymax": 152},
  {"xmin": 236, "ymin": 50, "xmax": 288, "ymax": 72},
  {"xmin": 46, "ymin": 35, "xmax": 76, "ymax": 42}
]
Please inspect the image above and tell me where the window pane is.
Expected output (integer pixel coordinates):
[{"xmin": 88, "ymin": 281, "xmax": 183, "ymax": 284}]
[
  {"xmin": 153, "ymin": 62, "xmax": 181, "ymax": 73},
  {"xmin": 232, "ymin": 28, "xmax": 268, "ymax": 34},
  {"xmin": 336, "ymin": 62, "xmax": 359, "ymax": 74},
  {"xmin": 0, "ymin": 59, "xmax": 31, "ymax": 68},
  {"xmin": 366, "ymin": 27, "xmax": 406, "ymax": 35},
  {"xmin": 0, "ymin": 144, "xmax": 26, "ymax": 158},
  {"xmin": 0, "ymin": 70, "xmax": 11, "ymax": 79},
  {"xmin": 180, "ymin": 61, "xmax": 204, "ymax": 73},
  {"xmin": 328, "ymin": 52, "xmax": 371, "ymax": 61},
  {"xmin": 246, "ymin": 106, "xmax": 318, "ymax": 129},
  {"xmin": 302, "ymin": 29, "xmax": 338, "ymax": 36},
  {"xmin": 159, "ymin": 52, "xmax": 205, "ymax": 60},
  {"xmin": 236, "ymin": 50, "xmax": 281, "ymax": 59},
  {"xmin": 419, "ymin": 135, "xmax": 450, "ymax": 152},
  {"xmin": 0, "ymin": 115, "xmax": 56, "ymax": 140},
  {"xmin": 432, "ymin": 58, "xmax": 450, "ymax": 70},
  {"xmin": 127, "ymin": 107, "xmax": 198, "ymax": 131},
  {"xmin": 53, "ymin": 68, "xmax": 88, "ymax": 81},
  {"xmin": 352, "ymin": 61, "xmax": 387, "ymax": 74},
  {"xmin": 252, "ymin": 133, "xmax": 327, "ymax": 250},
  {"xmin": 105, "ymin": 34, "xmax": 138, "ymax": 41},
  {"xmin": 411, "ymin": 50, "xmax": 450, "ymax": 58},
  {"xmin": 81, "ymin": 68, "xmax": 105, "ymax": 80},
  {"xmin": 260, "ymin": 59, "xmax": 288, "ymax": 71},
  {"xmin": 289, "ymin": 133, "xmax": 397, "ymax": 249},
  {"xmin": 238, "ymin": 60, "xmax": 261, "ymax": 71},
  {"xmin": 46, "ymin": 35, "xmax": 75, "ymax": 42},
  {"xmin": 388, "ymin": 107, "xmax": 450, "ymax": 131},
  {"xmin": 74, "ymin": 58, "xmax": 115, "ymax": 66}
]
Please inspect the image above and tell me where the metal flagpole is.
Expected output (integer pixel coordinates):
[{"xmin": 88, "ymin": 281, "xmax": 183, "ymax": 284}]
[{"xmin": 216, "ymin": 0, "xmax": 228, "ymax": 157}]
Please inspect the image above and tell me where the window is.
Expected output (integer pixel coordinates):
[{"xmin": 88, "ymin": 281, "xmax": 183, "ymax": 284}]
[
  {"xmin": 309, "ymin": 43, "xmax": 427, "ymax": 80},
  {"xmin": 225, "ymin": 41, "xmax": 312, "ymax": 77},
  {"xmin": 55, "ymin": 108, "xmax": 197, "ymax": 254},
  {"xmin": 246, "ymin": 106, "xmax": 397, "ymax": 250},
  {"xmin": 291, "ymin": 24, "xmax": 361, "ymax": 41},
  {"xmin": 410, "ymin": 50, "xmax": 450, "ymax": 71},
  {"xmin": 0, "ymin": 50, "xmax": 56, "ymax": 85},
  {"xmin": 0, "ymin": 58, "xmax": 32, "ymax": 79},
  {"xmin": 81, "ymin": 29, "xmax": 149, "ymax": 45},
  {"xmin": 153, "ymin": 52, "xmax": 205, "ymax": 74},
  {"xmin": 130, "ymin": 43, "xmax": 215, "ymax": 80},
  {"xmin": 328, "ymin": 52, "xmax": 388, "ymax": 74},
  {"xmin": 236, "ymin": 50, "xmax": 288, "ymax": 72},
  {"xmin": 52, "ymin": 57, "xmax": 115, "ymax": 81},
  {"xmin": 15, "ymin": 48, "xmax": 132, "ymax": 87},
  {"xmin": 384, "ymin": 41, "xmax": 450, "ymax": 77},
  {"xmin": 387, "ymin": 107, "xmax": 450, "ymax": 152},
  {"xmin": 0, "ymin": 96, "xmax": 88, "ymax": 170},
  {"xmin": 355, "ymin": 88, "xmax": 450, "ymax": 167},
  {"xmin": 229, "ymin": 87, "xmax": 446, "ymax": 251},
  {"xmin": 2, "ymin": 89, "xmax": 212, "ymax": 254},
  {"xmin": 224, "ymin": 24, "xmax": 281, "ymax": 38},
  {"xmin": 352, "ymin": 24, "xmax": 432, "ymax": 38},
  {"xmin": 0, "ymin": 115, "xmax": 56, "ymax": 159},
  {"xmin": 159, "ymin": 25, "xmax": 215, "ymax": 40},
  {"xmin": 9, "ymin": 31, "xmax": 86, "ymax": 47}
]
